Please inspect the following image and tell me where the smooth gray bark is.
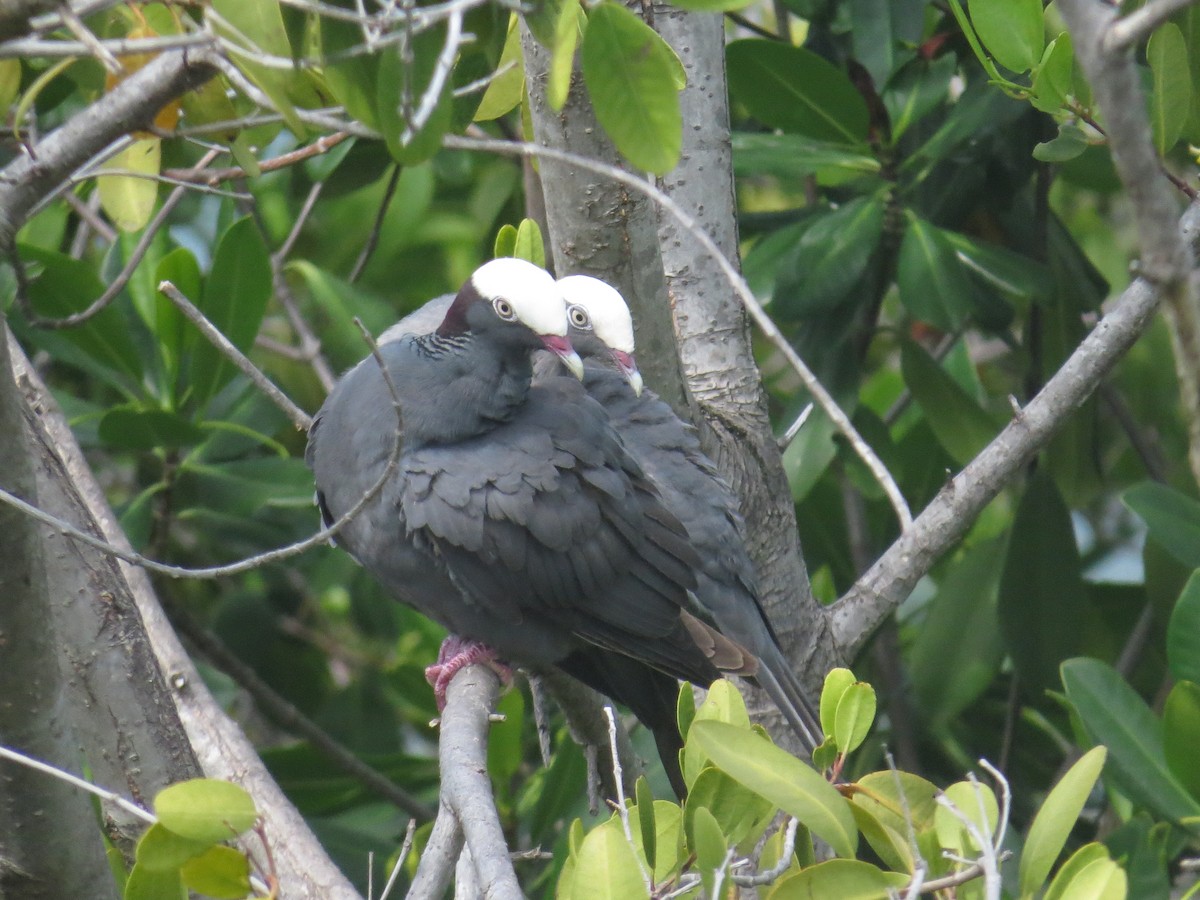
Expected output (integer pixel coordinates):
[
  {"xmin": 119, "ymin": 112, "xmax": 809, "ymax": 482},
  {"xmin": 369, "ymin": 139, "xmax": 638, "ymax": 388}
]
[{"xmin": 0, "ymin": 318, "xmax": 118, "ymax": 899}]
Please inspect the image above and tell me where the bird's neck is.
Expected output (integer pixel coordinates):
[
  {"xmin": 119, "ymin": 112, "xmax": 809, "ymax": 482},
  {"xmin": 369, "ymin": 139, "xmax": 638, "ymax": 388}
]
[{"xmin": 402, "ymin": 332, "xmax": 533, "ymax": 447}]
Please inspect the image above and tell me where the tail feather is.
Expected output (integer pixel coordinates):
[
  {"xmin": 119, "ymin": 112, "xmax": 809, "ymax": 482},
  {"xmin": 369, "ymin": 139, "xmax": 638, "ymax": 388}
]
[{"xmin": 752, "ymin": 645, "xmax": 824, "ymax": 757}]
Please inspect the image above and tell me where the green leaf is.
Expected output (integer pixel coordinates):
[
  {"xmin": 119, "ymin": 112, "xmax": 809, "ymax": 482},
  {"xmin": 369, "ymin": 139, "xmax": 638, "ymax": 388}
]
[
  {"xmin": 568, "ymin": 819, "xmax": 651, "ymax": 900},
  {"xmin": 767, "ymin": 859, "xmax": 909, "ymax": 899},
  {"xmin": 884, "ymin": 54, "xmax": 956, "ymax": 140},
  {"xmin": 682, "ymin": 678, "xmax": 752, "ymax": 785},
  {"xmin": 1031, "ymin": 32, "xmax": 1075, "ymax": 113},
  {"xmin": 1124, "ymin": 481, "xmax": 1200, "ymax": 569},
  {"xmin": 474, "ymin": 15, "xmax": 524, "ymax": 121},
  {"xmin": 493, "ymin": 223, "xmax": 518, "ymax": 258},
  {"xmin": 549, "ymin": 0, "xmax": 584, "ymax": 110},
  {"xmin": 581, "ymin": 2, "xmax": 682, "ymax": 174},
  {"xmin": 98, "ymin": 405, "xmax": 207, "ymax": 451},
  {"xmin": 969, "ymin": 0, "xmax": 1044, "ymax": 73},
  {"xmin": 942, "ymin": 230, "xmax": 1050, "ymax": 304},
  {"xmin": 685, "ymin": 767, "xmax": 775, "ymax": 850},
  {"xmin": 1164, "ymin": 681, "xmax": 1200, "ymax": 802},
  {"xmin": 377, "ymin": 27, "xmax": 455, "ymax": 165},
  {"xmin": 97, "ymin": 138, "xmax": 160, "ymax": 233},
  {"xmin": 124, "ymin": 862, "xmax": 187, "ymax": 900},
  {"xmin": 634, "ymin": 777, "xmax": 656, "ymax": 870},
  {"xmin": 134, "ymin": 823, "xmax": 212, "ymax": 872},
  {"xmin": 776, "ymin": 196, "xmax": 884, "ymax": 317},
  {"xmin": 513, "ymin": 218, "xmax": 545, "ymax": 267},
  {"xmin": 691, "ymin": 804, "xmax": 726, "ymax": 874},
  {"xmin": 321, "ymin": 8, "xmax": 381, "ymax": 130},
  {"xmin": 625, "ymin": 800, "xmax": 685, "ymax": 883},
  {"xmin": 850, "ymin": 772, "xmax": 939, "ymax": 872},
  {"xmin": 1148, "ymin": 23, "xmax": 1191, "ymax": 155},
  {"xmin": 1168, "ymin": 571, "xmax": 1200, "ymax": 684},
  {"xmin": 209, "ymin": 0, "xmax": 306, "ymax": 136},
  {"xmin": 154, "ymin": 247, "xmax": 200, "ymax": 395},
  {"xmin": 727, "ymin": 40, "xmax": 869, "ymax": 143},
  {"xmin": 670, "ymin": 0, "xmax": 755, "ymax": 14},
  {"xmin": 1061, "ymin": 657, "xmax": 1200, "ymax": 827},
  {"xmin": 1044, "ymin": 842, "xmax": 1128, "ymax": 900},
  {"xmin": 1034, "ymin": 122, "xmax": 1090, "ymax": 163},
  {"xmin": 897, "ymin": 215, "xmax": 976, "ymax": 331},
  {"xmin": 900, "ymin": 340, "xmax": 997, "ymax": 466},
  {"xmin": 687, "ymin": 721, "xmax": 857, "ymax": 858},
  {"xmin": 677, "ymin": 681, "xmax": 697, "ymax": 739},
  {"xmin": 819, "ymin": 668, "xmax": 856, "ymax": 737},
  {"xmin": 833, "ymin": 682, "xmax": 875, "ymax": 754},
  {"xmin": 934, "ymin": 780, "xmax": 998, "ymax": 855},
  {"xmin": 154, "ymin": 779, "xmax": 258, "ymax": 843},
  {"xmin": 186, "ymin": 217, "xmax": 271, "ymax": 412},
  {"xmin": 731, "ymin": 133, "xmax": 881, "ymax": 183},
  {"xmin": 1019, "ymin": 746, "xmax": 1107, "ymax": 894},
  {"xmin": 179, "ymin": 845, "xmax": 252, "ymax": 899}
]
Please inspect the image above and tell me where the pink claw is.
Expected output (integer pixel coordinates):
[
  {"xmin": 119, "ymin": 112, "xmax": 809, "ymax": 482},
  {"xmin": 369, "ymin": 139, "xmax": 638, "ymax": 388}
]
[{"xmin": 424, "ymin": 635, "xmax": 513, "ymax": 710}]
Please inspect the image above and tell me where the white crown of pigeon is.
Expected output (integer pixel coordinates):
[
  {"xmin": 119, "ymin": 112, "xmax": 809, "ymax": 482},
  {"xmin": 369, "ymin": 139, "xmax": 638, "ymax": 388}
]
[
  {"xmin": 470, "ymin": 258, "xmax": 568, "ymax": 337},
  {"xmin": 557, "ymin": 275, "xmax": 636, "ymax": 354}
]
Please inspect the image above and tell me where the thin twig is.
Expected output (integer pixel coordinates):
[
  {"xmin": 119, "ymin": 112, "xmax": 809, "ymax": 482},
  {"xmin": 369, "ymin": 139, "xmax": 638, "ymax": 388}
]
[
  {"xmin": 159, "ymin": 281, "xmax": 312, "ymax": 432},
  {"xmin": 378, "ymin": 818, "xmax": 418, "ymax": 900},
  {"xmin": 444, "ymin": 132, "xmax": 914, "ymax": 533},
  {"xmin": 732, "ymin": 818, "xmax": 798, "ymax": 887},
  {"xmin": 0, "ymin": 745, "xmax": 154, "ymax": 825},
  {"xmin": 349, "ymin": 164, "xmax": 401, "ymax": 283},
  {"xmin": 163, "ymin": 131, "xmax": 351, "ymax": 186},
  {"xmin": 603, "ymin": 705, "xmax": 652, "ymax": 894},
  {"xmin": 1105, "ymin": 0, "xmax": 1200, "ymax": 51},
  {"xmin": 398, "ymin": 9, "xmax": 463, "ymax": 146},
  {"xmin": 0, "ymin": 30, "xmax": 213, "ymax": 59},
  {"xmin": 56, "ymin": 0, "xmax": 121, "ymax": 72}
]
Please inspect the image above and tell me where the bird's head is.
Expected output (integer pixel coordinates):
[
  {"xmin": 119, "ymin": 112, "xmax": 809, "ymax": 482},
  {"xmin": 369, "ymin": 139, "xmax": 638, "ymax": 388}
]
[
  {"xmin": 557, "ymin": 275, "xmax": 643, "ymax": 396},
  {"xmin": 438, "ymin": 258, "xmax": 584, "ymax": 378}
]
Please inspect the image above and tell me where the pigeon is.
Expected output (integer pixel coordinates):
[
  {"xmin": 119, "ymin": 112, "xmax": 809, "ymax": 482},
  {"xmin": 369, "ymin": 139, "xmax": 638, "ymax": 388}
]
[
  {"xmin": 306, "ymin": 259, "xmax": 753, "ymax": 795},
  {"xmin": 552, "ymin": 274, "xmax": 824, "ymax": 754}
]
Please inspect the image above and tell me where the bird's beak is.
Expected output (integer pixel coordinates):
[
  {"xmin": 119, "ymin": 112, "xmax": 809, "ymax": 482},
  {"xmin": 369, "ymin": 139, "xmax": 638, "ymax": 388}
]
[
  {"xmin": 541, "ymin": 334, "xmax": 584, "ymax": 380},
  {"xmin": 610, "ymin": 349, "xmax": 643, "ymax": 397}
]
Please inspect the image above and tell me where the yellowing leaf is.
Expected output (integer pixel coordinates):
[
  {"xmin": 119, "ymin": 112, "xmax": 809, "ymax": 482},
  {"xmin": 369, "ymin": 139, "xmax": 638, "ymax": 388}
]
[{"xmin": 98, "ymin": 138, "xmax": 161, "ymax": 233}]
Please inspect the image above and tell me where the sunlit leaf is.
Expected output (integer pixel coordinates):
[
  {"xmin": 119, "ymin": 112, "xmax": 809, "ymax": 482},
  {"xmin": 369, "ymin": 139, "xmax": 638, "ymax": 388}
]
[
  {"xmin": 768, "ymin": 859, "xmax": 909, "ymax": 899},
  {"xmin": 475, "ymin": 14, "xmax": 524, "ymax": 121},
  {"xmin": 155, "ymin": 779, "xmax": 258, "ymax": 843},
  {"xmin": 1148, "ymin": 23, "xmax": 1191, "ymax": 155},
  {"xmin": 1019, "ymin": 746, "xmax": 1107, "ymax": 894}
]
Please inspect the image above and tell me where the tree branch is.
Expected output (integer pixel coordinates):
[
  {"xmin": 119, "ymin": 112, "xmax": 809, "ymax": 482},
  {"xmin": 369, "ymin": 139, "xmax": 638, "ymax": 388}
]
[{"xmin": 1104, "ymin": 0, "xmax": 1200, "ymax": 52}]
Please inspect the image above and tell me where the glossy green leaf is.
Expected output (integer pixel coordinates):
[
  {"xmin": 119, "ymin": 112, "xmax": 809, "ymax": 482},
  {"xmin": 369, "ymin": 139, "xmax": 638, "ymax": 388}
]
[
  {"xmin": 493, "ymin": 223, "xmax": 518, "ymax": 258},
  {"xmin": 475, "ymin": 15, "xmax": 524, "ymax": 121},
  {"xmin": 97, "ymin": 137, "xmax": 160, "ymax": 233},
  {"xmin": 548, "ymin": 0, "xmax": 584, "ymax": 110},
  {"xmin": 850, "ymin": 771, "xmax": 938, "ymax": 871},
  {"xmin": 1168, "ymin": 571, "xmax": 1200, "ymax": 685},
  {"xmin": 897, "ymin": 215, "xmax": 975, "ymax": 331},
  {"xmin": 134, "ymin": 823, "xmax": 211, "ymax": 872},
  {"xmin": 884, "ymin": 54, "xmax": 955, "ymax": 140},
  {"xmin": 688, "ymin": 721, "xmax": 857, "ymax": 858},
  {"xmin": 768, "ymin": 859, "xmax": 909, "ymax": 899},
  {"xmin": 634, "ymin": 777, "xmax": 656, "ymax": 870},
  {"xmin": 943, "ymin": 230, "xmax": 1050, "ymax": 304},
  {"xmin": 847, "ymin": 0, "xmax": 927, "ymax": 88},
  {"xmin": 727, "ymin": 40, "xmax": 869, "ymax": 143},
  {"xmin": 186, "ymin": 217, "xmax": 271, "ymax": 412},
  {"xmin": 1148, "ymin": 23, "xmax": 1191, "ymax": 155},
  {"xmin": 321, "ymin": 9, "xmax": 381, "ymax": 129},
  {"xmin": 691, "ymin": 805, "xmax": 726, "ymax": 878},
  {"xmin": 98, "ymin": 406, "xmax": 207, "ymax": 451},
  {"xmin": 625, "ymin": 800, "xmax": 685, "ymax": 883},
  {"xmin": 731, "ymin": 133, "xmax": 881, "ymax": 183},
  {"xmin": 154, "ymin": 779, "xmax": 258, "ymax": 843},
  {"xmin": 1062, "ymin": 657, "xmax": 1200, "ymax": 826},
  {"xmin": 1164, "ymin": 681, "xmax": 1200, "ymax": 802},
  {"xmin": 1124, "ymin": 481, "xmax": 1200, "ymax": 569},
  {"xmin": 833, "ymin": 682, "xmax": 875, "ymax": 754},
  {"xmin": 1019, "ymin": 746, "xmax": 1107, "ymax": 894},
  {"xmin": 568, "ymin": 818, "xmax": 650, "ymax": 899},
  {"xmin": 776, "ymin": 196, "xmax": 884, "ymax": 317},
  {"xmin": 682, "ymin": 678, "xmax": 751, "ymax": 785},
  {"xmin": 685, "ymin": 766, "xmax": 775, "ymax": 850},
  {"xmin": 969, "ymin": 0, "xmax": 1044, "ymax": 73},
  {"xmin": 1044, "ymin": 843, "xmax": 1127, "ymax": 900},
  {"xmin": 1034, "ymin": 122, "xmax": 1090, "ymax": 163},
  {"xmin": 179, "ymin": 845, "xmax": 251, "ymax": 899},
  {"xmin": 377, "ymin": 26, "xmax": 455, "ymax": 165},
  {"xmin": 900, "ymin": 340, "xmax": 996, "ymax": 466},
  {"xmin": 819, "ymin": 667, "xmax": 856, "ymax": 737},
  {"xmin": 209, "ymin": 0, "xmax": 305, "ymax": 136},
  {"xmin": 150, "ymin": 247, "xmax": 198, "ymax": 395},
  {"xmin": 935, "ymin": 780, "xmax": 998, "ymax": 854},
  {"xmin": 581, "ymin": 2, "xmax": 681, "ymax": 174},
  {"xmin": 677, "ymin": 681, "xmax": 697, "ymax": 739},
  {"xmin": 999, "ymin": 472, "xmax": 1088, "ymax": 692},
  {"xmin": 1031, "ymin": 32, "xmax": 1075, "ymax": 113},
  {"xmin": 513, "ymin": 218, "xmax": 545, "ymax": 268},
  {"xmin": 124, "ymin": 862, "xmax": 187, "ymax": 900}
]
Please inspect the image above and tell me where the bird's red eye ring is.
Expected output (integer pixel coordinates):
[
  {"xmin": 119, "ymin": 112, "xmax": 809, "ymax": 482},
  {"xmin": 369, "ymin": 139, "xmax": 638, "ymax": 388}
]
[
  {"xmin": 568, "ymin": 305, "xmax": 591, "ymax": 329},
  {"xmin": 493, "ymin": 298, "xmax": 516, "ymax": 321}
]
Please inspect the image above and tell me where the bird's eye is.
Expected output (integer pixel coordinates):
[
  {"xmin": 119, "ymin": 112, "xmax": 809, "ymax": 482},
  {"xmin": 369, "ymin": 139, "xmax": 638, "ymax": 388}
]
[
  {"xmin": 568, "ymin": 305, "xmax": 592, "ymax": 330},
  {"xmin": 493, "ymin": 297, "xmax": 516, "ymax": 321}
]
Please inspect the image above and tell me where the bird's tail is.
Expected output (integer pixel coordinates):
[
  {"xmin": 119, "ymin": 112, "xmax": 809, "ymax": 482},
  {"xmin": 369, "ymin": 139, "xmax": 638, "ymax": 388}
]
[{"xmin": 752, "ymin": 644, "xmax": 825, "ymax": 757}]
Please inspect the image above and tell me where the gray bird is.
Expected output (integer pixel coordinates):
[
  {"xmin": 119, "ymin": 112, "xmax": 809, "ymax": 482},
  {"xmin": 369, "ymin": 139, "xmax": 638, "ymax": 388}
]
[
  {"xmin": 307, "ymin": 259, "xmax": 751, "ymax": 796},
  {"xmin": 552, "ymin": 275, "xmax": 824, "ymax": 755}
]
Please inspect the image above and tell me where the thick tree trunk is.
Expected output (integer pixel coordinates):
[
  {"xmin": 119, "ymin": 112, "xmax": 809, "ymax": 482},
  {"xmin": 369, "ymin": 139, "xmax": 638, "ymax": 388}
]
[
  {"xmin": 8, "ymin": 337, "xmax": 363, "ymax": 899},
  {"xmin": 0, "ymin": 317, "xmax": 118, "ymax": 899}
]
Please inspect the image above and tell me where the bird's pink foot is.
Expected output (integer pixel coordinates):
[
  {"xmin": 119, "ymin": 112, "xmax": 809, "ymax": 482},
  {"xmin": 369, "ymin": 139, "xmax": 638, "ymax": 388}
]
[{"xmin": 424, "ymin": 635, "xmax": 512, "ymax": 710}]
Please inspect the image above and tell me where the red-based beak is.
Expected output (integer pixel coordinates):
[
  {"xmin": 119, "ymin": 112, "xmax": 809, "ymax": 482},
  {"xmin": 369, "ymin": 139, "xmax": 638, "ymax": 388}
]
[
  {"xmin": 610, "ymin": 349, "xmax": 643, "ymax": 396},
  {"xmin": 541, "ymin": 334, "xmax": 584, "ymax": 380}
]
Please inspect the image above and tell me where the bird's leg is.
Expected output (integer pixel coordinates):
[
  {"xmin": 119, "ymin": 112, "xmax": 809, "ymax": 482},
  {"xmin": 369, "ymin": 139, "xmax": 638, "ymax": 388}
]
[{"xmin": 424, "ymin": 634, "xmax": 513, "ymax": 710}]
